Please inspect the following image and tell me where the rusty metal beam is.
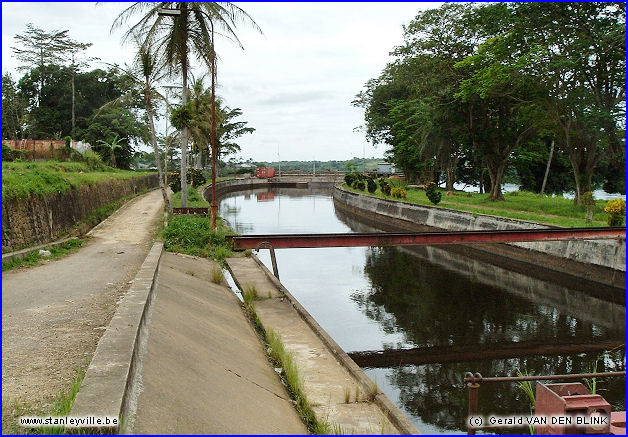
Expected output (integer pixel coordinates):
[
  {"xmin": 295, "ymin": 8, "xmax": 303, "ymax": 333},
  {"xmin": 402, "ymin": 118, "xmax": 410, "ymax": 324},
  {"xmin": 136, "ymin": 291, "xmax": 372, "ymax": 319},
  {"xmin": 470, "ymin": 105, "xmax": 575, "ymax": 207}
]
[
  {"xmin": 348, "ymin": 340, "xmax": 626, "ymax": 368},
  {"xmin": 227, "ymin": 227, "xmax": 625, "ymax": 250}
]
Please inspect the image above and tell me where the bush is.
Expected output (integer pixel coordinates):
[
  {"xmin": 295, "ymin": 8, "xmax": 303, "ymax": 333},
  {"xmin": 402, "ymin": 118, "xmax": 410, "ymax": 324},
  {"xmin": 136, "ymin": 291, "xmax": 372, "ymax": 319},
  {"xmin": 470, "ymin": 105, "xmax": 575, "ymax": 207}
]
[
  {"xmin": 344, "ymin": 172, "xmax": 357, "ymax": 186},
  {"xmin": 381, "ymin": 182, "xmax": 391, "ymax": 195},
  {"xmin": 425, "ymin": 182, "xmax": 442, "ymax": 205},
  {"xmin": 604, "ymin": 198, "xmax": 625, "ymax": 226},
  {"xmin": 352, "ymin": 179, "xmax": 366, "ymax": 191},
  {"xmin": 366, "ymin": 177, "xmax": 377, "ymax": 193},
  {"xmin": 187, "ymin": 168, "xmax": 207, "ymax": 187},
  {"xmin": 2, "ymin": 142, "xmax": 14, "ymax": 161},
  {"xmin": 168, "ymin": 169, "xmax": 207, "ymax": 192},
  {"xmin": 391, "ymin": 187, "xmax": 407, "ymax": 199},
  {"xmin": 80, "ymin": 150, "xmax": 108, "ymax": 171}
]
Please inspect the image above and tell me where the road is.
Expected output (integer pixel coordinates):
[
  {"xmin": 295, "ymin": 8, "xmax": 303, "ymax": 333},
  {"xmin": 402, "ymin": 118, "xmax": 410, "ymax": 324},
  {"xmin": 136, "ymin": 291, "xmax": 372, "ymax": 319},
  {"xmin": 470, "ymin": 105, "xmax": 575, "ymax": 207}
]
[{"xmin": 2, "ymin": 189, "xmax": 163, "ymax": 433}]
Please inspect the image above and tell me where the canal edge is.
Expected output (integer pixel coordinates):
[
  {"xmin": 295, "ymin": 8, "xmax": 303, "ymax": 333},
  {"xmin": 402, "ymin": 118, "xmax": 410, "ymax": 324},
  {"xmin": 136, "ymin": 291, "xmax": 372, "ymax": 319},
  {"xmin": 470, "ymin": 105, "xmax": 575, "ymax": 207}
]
[{"xmin": 247, "ymin": 253, "xmax": 420, "ymax": 435}]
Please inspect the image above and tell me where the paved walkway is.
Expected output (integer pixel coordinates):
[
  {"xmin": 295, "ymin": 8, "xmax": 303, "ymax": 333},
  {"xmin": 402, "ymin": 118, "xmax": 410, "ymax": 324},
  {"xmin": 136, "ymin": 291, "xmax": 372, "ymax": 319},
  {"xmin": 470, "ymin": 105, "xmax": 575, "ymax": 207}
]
[
  {"xmin": 2, "ymin": 189, "xmax": 163, "ymax": 432},
  {"xmin": 130, "ymin": 252, "xmax": 306, "ymax": 434}
]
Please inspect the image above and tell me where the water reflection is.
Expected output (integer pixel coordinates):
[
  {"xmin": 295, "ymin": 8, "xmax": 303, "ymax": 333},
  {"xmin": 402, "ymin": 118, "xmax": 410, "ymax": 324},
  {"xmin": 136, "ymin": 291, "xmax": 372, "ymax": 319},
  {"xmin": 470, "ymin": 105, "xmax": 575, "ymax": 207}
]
[{"xmin": 218, "ymin": 187, "xmax": 626, "ymax": 434}]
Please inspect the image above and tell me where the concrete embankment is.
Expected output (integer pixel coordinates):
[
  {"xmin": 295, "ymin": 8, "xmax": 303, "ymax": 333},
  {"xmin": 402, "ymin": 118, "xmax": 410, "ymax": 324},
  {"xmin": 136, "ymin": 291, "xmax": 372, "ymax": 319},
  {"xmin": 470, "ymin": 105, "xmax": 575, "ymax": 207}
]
[
  {"xmin": 2, "ymin": 174, "xmax": 159, "ymax": 252},
  {"xmin": 70, "ymin": 249, "xmax": 307, "ymax": 434},
  {"xmin": 333, "ymin": 186, "xmax": 626, "ymax": 273},
  {"xmin": 226, "ymin": 256, "xmax": 419, "ymax": 435},
  {"xmin": 202, "ymin": 175, "xmax": 343, "ymax": 202}
]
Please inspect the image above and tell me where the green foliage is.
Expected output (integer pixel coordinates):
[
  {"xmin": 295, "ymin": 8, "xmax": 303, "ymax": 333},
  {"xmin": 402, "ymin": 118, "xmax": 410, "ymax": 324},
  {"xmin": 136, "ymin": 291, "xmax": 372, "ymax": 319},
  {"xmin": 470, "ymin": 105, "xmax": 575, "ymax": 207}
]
[
  {"xmin": 2, "ymin": 142, "xmax": 15, "ymax": 161},
  {"xmin": 352, "ymin": 179, "xmax": 366, "ymax": 191},
  {"xmin": 161, "ymin": 215, "xmax": 234, "ymax": 264},
  {"xmin": 604, "ymin": 199, "xmax": 625, "ymax": 226},
  {"xmin": 344, "ymin": 172, "xmax": 357, "ymax": 186},
  {"xmin": 168, "ymin": 169, "xmax": 207, "ymax": 193},
  {"xmin": 390, "ymin": 187, "xmax": 407, "ymax": 199},
  {"xmin": 425, "ymin": 182, "xmax": 442, "ymax": 205},
  {"xmin": 170, "ymin": 186, "xmax": 208, "ymax": 208},
  {"xmin": 366, "ymin": 177, "xmax": 377, "ymax": 193},
  {"xmin": 170, "ymin": 103, "xmax": 193, "ymax": 130},
  {"xmin": 80, "ymin": 150, "xmax": 108, "ymax": 171},
  {"xmin": 2, "ymin": 239, "xmax": 84, "ymax": 272}
]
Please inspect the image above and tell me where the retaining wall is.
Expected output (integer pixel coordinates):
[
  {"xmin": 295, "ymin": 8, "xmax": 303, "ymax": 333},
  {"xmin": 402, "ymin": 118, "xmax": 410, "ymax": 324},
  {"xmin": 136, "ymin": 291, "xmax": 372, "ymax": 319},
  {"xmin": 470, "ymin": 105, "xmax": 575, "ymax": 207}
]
[
  {"xmin": 2, "ymin": 174, "xmax": 159, "ymax": 252},
  {"xmin": 333, "ymin": 186, "xmax": 626, "ymax": 272}
]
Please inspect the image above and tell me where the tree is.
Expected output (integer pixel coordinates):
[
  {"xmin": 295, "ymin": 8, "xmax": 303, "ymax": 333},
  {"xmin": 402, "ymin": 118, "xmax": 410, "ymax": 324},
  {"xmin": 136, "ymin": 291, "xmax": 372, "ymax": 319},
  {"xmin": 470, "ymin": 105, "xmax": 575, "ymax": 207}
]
[
  {"xmin": 97, "ymin": 134, "xmax": 124, "ymax": 167},
  {"xmin": 2, "ymin": 74, "xmax": 27, "ymax": 140},
  {"xmin": 12, "ymin": 23, "xmax": 71, "ymax": 107},
  {"xmin": 112, "ymin": 2, "xmax": 261, "ymax": 207},
  {"xmin": 66, "ymin": 39, "xmax": 94, "ymax": 138}
]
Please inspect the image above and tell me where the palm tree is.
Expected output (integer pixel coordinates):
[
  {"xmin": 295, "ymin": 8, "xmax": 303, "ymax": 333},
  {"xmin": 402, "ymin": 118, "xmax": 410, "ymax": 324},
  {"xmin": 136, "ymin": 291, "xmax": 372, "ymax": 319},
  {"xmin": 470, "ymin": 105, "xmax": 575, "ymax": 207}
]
[
  {"xmin": 137, "ymin": 43, "xmax": 171, "ymax": 210},
  {"xmin": 95, "ymin": 40, "xmax": 171, "ymax": 209},
  {"xmin": 111, "ymin": 2, "xmax": 261, "ymax": 207}
]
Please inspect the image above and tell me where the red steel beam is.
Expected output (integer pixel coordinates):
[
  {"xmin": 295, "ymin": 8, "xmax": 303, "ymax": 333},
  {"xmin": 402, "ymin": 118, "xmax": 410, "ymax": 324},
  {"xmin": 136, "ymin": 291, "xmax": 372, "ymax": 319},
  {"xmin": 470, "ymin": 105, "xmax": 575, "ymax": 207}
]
[{"xmin": 228, "ymin": 227, "xmax": 625, "ymax": 249}]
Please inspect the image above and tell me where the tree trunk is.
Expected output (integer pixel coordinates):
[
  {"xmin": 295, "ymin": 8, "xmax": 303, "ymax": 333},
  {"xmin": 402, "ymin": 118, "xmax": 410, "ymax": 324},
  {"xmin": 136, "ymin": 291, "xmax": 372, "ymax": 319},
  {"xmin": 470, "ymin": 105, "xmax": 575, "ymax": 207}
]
[
  {"xmin": 487, "ymin": 159, "xmax": 506, "ymax": 201},
  {"xmin": 145, "ymin": 84, "xmax": 170, "ymax": 211},
  {"xmin": 71, "ymin": 69, "xmax": 75, "ymax": 138},
  {"xmin": 540, "ymin": 139, "xmax": 554, "ymax": 195},
  {"xmin": 180, "ymin": 8, "xmax": 189, "ymax": 208}
]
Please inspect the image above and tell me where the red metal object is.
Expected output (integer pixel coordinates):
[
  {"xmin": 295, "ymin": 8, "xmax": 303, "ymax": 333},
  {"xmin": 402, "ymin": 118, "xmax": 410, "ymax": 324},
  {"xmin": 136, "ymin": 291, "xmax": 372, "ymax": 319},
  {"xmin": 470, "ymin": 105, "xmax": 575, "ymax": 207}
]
[
  {"xmin": 172, "ymin": 207, "xmax": 208, "ymax": 215},
  {"xmin": 227, "ymin": 227, "xmax": 625, "ymax": 250},
  {"xmin": 535, "ymin": 382, "xmax": 611, "ymax": 435},
  {"xmin": 255, "ymin": 167, "xmax": 276, "ymax": 178},
  {"xmin": 610, "ymin": 412, "xmax": 626, "ymax": 435}
]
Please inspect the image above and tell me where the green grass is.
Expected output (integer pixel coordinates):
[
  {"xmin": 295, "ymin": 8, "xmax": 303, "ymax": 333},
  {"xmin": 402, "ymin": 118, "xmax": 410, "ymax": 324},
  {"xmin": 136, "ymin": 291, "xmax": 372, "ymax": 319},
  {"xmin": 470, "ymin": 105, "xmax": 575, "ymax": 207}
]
[
  {"xmin": 10, "ymin": 369, "xmax": 89, "ymax": 435},
  {"xmin": 161, "ymin": 214, "xmax": 234, "ymax": 264},
  {"xmin": 2, "ymin": 239, "xmax": 84, "ymax": 272},
  {"xmin": 170, "ymin": 186, "xmax": 210, "ymax": 208},
  {"xmin": 344, "ymin": 183, "xmax": 618, "ymax": 228},
  {"xmin": 265, "ymin": 328, "xmax": 330, "ymax": 435},
  {"xmin": 2, "ymin": 161, "xmax": 148, "ymax": 201}
]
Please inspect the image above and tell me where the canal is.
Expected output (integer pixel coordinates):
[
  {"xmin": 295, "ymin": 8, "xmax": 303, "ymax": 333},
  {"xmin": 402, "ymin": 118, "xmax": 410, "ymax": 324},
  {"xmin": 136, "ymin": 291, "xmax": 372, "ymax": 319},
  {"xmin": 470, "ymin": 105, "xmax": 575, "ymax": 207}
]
[{"xmin": 219, "ymin": 186, "xmax": 626, "ymax": 434}]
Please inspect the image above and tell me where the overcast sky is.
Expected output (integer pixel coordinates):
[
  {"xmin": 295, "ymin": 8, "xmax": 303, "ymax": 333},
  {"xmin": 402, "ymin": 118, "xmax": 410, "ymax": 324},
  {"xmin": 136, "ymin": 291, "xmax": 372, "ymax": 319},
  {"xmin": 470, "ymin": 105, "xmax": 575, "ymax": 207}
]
[{"xmin": 2, "ymin": 2, "xmax": 442, "ymax": 162}]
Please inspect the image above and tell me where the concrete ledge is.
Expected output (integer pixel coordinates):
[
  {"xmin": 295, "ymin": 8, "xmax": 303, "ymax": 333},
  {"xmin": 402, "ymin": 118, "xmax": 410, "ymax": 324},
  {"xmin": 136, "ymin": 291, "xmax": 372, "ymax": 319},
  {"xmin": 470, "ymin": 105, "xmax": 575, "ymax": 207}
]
[
  {"xmin": 333, "ymin": 185, "xmax": 626, "ymax": 272},
  {"xmin": 249, "ymin": 254, "xmax": 419, "ymax": 435},
  {"xmin": 69, "ymin": 242, "xmax": 163, "ymax": 432},
  {"xmin": 1, "ymin": 236, "xmax": 78, "ymax": 264}
]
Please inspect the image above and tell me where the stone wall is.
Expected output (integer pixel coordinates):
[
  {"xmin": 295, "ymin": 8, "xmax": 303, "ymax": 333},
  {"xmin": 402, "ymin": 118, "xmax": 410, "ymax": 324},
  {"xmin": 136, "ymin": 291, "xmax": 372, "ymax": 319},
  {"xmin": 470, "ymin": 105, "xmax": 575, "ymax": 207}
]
[
  {"xmin": 2, "ymin": 174, "xmax": 158, "ymax": 252},
  {"xmin": 333, "ymin": 186, "xmax": 626, "ymax": 272}
]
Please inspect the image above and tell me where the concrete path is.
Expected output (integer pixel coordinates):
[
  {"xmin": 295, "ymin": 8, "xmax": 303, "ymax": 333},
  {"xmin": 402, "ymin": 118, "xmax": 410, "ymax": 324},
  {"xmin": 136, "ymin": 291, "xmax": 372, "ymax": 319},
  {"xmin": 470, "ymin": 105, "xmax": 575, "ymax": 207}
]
[
  {"xmin": 226, "ymin": 256, "xmax": 408, "ymax": 435},
  {"xmin": 2, "ymin": 189, "xmax": 163, "ymax": 432},
  {"xmin": 130, "ymin": 252, "xmax": 306, "ymax": 434}
]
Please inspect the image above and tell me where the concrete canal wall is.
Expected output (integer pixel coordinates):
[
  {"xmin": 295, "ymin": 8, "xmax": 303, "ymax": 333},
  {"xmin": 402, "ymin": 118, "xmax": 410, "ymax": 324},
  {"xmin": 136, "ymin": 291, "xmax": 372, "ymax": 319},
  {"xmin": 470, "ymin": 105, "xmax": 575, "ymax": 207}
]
[{"xmin": 333, "ymin": 186, "xmax": 626, "ymax": 272}]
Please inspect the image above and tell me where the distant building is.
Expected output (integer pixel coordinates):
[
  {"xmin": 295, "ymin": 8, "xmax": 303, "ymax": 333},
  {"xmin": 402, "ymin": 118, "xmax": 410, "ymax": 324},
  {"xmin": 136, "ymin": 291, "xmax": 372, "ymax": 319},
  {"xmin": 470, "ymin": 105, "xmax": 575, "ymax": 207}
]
[{"xmin": 376, "ymin": 162, "xmax": 398, "ymax": 176}]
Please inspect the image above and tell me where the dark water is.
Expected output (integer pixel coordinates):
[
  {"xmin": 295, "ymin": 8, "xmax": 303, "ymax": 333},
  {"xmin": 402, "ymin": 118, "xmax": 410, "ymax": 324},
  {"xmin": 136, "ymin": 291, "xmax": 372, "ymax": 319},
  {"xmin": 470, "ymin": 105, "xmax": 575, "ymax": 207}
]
[{"xmin": 220, "ymin": 187, "xmax": 626, "ymax": 434}]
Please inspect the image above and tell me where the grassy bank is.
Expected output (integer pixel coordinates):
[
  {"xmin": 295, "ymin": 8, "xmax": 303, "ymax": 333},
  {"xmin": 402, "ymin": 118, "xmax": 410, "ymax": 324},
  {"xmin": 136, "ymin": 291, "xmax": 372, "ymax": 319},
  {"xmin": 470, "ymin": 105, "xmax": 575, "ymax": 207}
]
[
  {"xmin": 344, "ymin": 182, "xmax": 616, "ymax": 228},
  {"xmin": 161, "ymin": 186, "xmax": 234, "ymax": 263},
  {"xmin": 2, "ymin": 239, "xmax": 84, "ymax": 272},
  {"xmin": 2, "ymin": 161, "xmax": 149, "ymax": 201}
]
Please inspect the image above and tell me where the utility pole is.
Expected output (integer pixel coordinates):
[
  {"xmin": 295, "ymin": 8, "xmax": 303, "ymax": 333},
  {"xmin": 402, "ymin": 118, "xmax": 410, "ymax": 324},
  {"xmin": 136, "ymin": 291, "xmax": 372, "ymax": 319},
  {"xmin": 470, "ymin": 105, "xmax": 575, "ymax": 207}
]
[
  {"xmin": 540, "ymin": 139, "xmax": 554, "ymax": 195},
  {"xmin": 277, "ymin": 144, "xmax": 281, "ymax": 177}
]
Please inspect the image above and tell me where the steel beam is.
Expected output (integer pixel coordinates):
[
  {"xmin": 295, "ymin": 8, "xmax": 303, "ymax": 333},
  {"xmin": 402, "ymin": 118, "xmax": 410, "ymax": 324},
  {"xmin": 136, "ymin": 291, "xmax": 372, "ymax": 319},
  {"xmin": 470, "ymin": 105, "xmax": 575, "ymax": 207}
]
[{"xmin": 227, "ymin": 227, "xmax": 625, "ymax": 250}]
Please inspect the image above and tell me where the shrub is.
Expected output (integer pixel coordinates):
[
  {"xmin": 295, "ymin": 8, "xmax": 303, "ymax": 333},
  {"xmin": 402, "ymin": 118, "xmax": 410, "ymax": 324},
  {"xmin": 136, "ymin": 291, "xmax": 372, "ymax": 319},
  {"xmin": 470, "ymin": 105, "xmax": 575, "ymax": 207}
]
[
  {"xmin": 2, "ymin": 142, "xmax": 14, "ymax": 161},
  {"xmin": 81, "ymin": 150, "xmax": 108, "ymax": 171},
  {"xmin": 187, "ymin": 168, "xmax": 207, "ymax": 187},
  {"xmin": 168, "ymin": 169, "xmax": 207, "ymax": 192},
  {"xmin": 604, "ymin": 198, "xmax": 625, "ymax": 226},
  {"xmin": 366, "ymin": 177, "xmax": 377, "ymax": 193},
  {"xmin": 391, "ymin": 187, "xmax": 407, "ymax": 199},
  {"xmin": 352, "ymin": 179, "xmax": 366, "ymax": 191},
  {"xmin": 425, "ymin": 182, "xmax": 442, "ymax": 205},
  {"xmin": 344, "ymin": 172, "xmax": 357, "ymax": 186},
  {"xmin": 581, "ymin": 191, "xmax": 595, "ymax": 223}
]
